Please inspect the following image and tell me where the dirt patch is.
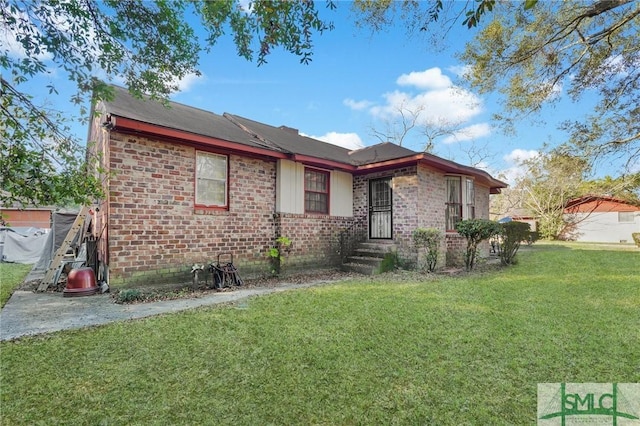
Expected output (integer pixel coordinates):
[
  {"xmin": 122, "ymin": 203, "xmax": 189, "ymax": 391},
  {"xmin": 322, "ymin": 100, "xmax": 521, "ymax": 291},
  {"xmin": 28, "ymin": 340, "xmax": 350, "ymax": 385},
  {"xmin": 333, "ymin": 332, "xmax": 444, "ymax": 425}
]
[
  {"xmin": 19, "ymin": 269, "xmax": 360, "ymax": 303},
  {"xmin": 19, "ymin": 260, "xmax": 506, "ymax": 304},
  {"xmin": 117, "ymin": 269, "xmax": 361, "ymax": 303}
]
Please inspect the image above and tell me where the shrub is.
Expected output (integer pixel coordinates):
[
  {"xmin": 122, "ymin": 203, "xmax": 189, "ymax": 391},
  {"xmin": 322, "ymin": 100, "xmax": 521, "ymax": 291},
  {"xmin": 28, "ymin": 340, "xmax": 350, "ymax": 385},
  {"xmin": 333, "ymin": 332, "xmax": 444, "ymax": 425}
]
[
  {"xmin": 499, "ymin": 221, "xmax": 531, "ymax": 265},
  {"xmin": 632, "ymin": 233, "xmax": 640, "ymax": 247},
  {"xmin": 378, "ymin": 251, "xmax": 399, "ymax": 273},
  {"xmin": 455, "ymin": 219, "xmax": 501, "ymax": 271},
  {"xmin": 527, "ymin": 231, "xmax": 540, "ymax": 245},
  {"xmin": 412, "ymin": 228, "xmax": 442, "ymax": 272},
  {"xmin": 268, "ymin": 236, "xmax": 292, "ymax": 275},
  {"xmin": 115, "ymin": 289, "xmax": 144, "ymax": 304}
]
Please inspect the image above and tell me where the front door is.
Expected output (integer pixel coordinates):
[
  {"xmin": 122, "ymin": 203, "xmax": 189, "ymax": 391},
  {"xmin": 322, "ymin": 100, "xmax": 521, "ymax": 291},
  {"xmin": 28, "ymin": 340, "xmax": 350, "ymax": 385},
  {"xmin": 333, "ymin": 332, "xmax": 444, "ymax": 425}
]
[{"xmin": 369, "ymin": 178, "xmax": 393, "ymax": 239}]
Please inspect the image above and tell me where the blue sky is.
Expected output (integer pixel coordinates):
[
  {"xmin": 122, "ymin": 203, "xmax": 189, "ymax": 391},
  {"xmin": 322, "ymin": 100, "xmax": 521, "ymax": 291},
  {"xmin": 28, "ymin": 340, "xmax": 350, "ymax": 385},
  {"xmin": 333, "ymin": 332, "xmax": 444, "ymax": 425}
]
[{"xmin": 6, "ymin": 2, "xmax": 628, "ymax": 183}]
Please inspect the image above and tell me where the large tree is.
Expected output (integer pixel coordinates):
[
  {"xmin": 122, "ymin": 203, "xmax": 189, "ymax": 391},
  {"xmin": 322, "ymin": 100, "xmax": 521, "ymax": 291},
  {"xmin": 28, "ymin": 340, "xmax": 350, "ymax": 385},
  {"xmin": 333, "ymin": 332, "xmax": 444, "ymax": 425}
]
[
  {"xmin": 353, "ymin": 0, "xmax": 640, "ymax": 171},
  {"xmin": 516, "ymin": 151, "xmax": 590, "ymax": 239},
  {"xmin": 1, "ymin": 0, "xmax": 334, "ymax": 207}
]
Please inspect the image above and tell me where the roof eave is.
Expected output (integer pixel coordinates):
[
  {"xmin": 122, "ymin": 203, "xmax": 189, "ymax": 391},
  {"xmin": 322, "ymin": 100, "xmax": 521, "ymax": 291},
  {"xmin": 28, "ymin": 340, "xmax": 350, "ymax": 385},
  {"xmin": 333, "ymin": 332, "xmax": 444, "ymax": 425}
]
[
  {"xmin": 354, "ymin": 154, "xmax": 507, "ymax": 192},
  {"xmin": 108, "ymin": 116, "xmax": 288, "ymax": 160},
  {"xmin": 291, "ymin": 154, "xmax": 356, "ymax": 172}
]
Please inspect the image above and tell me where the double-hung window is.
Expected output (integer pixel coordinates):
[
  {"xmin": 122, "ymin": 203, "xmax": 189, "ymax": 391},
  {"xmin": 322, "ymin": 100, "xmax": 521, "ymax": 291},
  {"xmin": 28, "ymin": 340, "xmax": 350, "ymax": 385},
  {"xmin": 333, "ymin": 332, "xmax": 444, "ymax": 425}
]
[
  {"xmin": 465, "ymin": 178, "xmax": 475, "ymax": 220},
  {"xmin": 196, "ymin": 152, "xmax": 228, "ymax": 208},
  {"xmin": 445, "ymin": 176, "xmax": 462, "ymax": 230},
  {"xmin": 305, "ymin": 168, "xmax": 329, "ymax": 214},
  {"xmin": 446, "ymin": 176, "xmax": 476, "ymax": 230}
]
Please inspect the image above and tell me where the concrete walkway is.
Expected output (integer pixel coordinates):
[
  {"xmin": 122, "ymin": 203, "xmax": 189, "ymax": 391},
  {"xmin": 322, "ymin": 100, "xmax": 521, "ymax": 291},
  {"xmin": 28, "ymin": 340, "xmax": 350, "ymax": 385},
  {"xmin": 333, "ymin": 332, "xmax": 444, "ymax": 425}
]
[{"xmin": 0, "ymin": 281, "xmax": 333, "ymax": 341}]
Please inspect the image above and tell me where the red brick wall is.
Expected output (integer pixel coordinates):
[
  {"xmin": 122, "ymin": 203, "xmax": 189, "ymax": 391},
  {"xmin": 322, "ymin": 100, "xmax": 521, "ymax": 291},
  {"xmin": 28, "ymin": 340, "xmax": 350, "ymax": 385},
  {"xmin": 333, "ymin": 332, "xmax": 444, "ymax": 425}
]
[
  {"xmin": 106, "ymin": 132, "xmax": 278, "ymax": 286},
  {"xmin": 445, "ymin": 233, "xmax": 466, "ymax": 267},
  {"xmin": 103, "ymin": 132, "xmax": 357, "ymax": 287},
  {"xmin": 353, "ymin": 165, "xmax": 493, "ymax": 269},
  {"xmin": 275, "ymin": 213, "xmax": 354, "ymax": 271},
  {"xmin": 101, "ymin": 129, "xmax": 497, "ymax": 284},
  {"xmin": 417, "ymin": 165, "xmax": 447, "ymax": 268},
  {"xmin": 353, "ymin": 166, "xmax": 437, "ymax": 267}
]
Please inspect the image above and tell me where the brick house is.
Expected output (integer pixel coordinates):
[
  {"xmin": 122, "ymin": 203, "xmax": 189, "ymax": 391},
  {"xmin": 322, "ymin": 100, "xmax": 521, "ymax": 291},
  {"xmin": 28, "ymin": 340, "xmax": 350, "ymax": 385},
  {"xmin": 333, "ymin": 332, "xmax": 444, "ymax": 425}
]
[{"xmin": 87, "ymin": 86, "xmax": 507, "ymax": 287}]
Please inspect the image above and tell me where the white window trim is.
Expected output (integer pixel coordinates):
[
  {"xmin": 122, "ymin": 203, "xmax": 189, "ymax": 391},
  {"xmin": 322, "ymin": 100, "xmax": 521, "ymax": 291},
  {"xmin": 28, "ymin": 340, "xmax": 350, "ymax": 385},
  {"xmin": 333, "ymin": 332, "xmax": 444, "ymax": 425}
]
[
  {"xmin": 446, "ymin": 175, "xmax": 476, "ymax": 230},
  {"xmin": 195, "ymin": 151, "xmax": 228, "ymax": 208}
]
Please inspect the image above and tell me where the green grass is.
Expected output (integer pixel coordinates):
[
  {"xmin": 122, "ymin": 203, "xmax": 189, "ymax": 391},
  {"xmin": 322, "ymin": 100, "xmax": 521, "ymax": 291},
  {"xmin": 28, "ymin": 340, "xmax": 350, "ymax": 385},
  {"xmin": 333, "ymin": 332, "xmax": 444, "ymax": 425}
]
[
  {"xmin": 1, "ymin": 243, "xmax": 638, "ymax": 425},
  {"xmin": 0, "ymin": 263, "xmax": 32, "ymax": 308}
]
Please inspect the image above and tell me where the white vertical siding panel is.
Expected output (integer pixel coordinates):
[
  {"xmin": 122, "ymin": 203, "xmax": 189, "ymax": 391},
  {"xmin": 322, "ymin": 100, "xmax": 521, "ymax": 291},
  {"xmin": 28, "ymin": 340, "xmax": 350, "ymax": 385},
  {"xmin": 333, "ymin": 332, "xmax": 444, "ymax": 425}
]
[
  {"xmin": 330, "ymin": 171, "xmax": 353, "ymax": 217},
  {"xmin": 276, "ymin": 160, "xmax": 304, "ymax": 214}
]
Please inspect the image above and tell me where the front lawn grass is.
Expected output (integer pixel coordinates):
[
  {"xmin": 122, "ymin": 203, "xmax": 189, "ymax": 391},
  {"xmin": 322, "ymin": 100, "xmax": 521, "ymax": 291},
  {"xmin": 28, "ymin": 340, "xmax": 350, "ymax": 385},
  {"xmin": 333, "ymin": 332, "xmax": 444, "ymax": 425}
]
[
  {"xmin": 0, "ymin": 263, "xmax": 32, "ymax": 308},
  {"xmin": 1, "ymin": 244, "xmax": 638, "ymax": 425}
]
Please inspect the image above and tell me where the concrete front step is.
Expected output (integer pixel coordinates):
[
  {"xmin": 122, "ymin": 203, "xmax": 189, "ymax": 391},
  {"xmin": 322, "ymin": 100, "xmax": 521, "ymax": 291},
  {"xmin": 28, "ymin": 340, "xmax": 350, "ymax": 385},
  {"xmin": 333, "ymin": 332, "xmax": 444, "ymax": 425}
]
[
  {"xmin": 358, "ymin": 241, "xmax": 397, "ymax": 251},
  {"xmin": 346, "ymin": 255, "xmax": 383, "ymax": 266},
  {"xmin": 341, "ymin": 241, "xmax": 397, "ymax": 275},
  {"xmin": 341, "ymin": 262, "xmax": 377, "ymax": 275},
  {"xmin": 352, "ymin": 248, "xmax": 387, "ymax": 259}
]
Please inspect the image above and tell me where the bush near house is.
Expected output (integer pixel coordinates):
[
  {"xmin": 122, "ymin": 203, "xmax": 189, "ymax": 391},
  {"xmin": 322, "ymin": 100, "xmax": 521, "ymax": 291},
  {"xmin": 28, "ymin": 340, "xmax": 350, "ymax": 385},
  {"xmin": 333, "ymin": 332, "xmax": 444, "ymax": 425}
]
[
  {"xmin": 499, "ymin": 221, "xmax": 531, "ymax": 265},
  {"xmin": 412, "ymin": 228, "xmax": 442, "ymax": 272},
  {"xmin": 455, "ymin": 219, "xmax": 501, "ymax": 271},
  {"xmin": 632, "ymin": 233, "xmax": 640, "ymax": 247}
]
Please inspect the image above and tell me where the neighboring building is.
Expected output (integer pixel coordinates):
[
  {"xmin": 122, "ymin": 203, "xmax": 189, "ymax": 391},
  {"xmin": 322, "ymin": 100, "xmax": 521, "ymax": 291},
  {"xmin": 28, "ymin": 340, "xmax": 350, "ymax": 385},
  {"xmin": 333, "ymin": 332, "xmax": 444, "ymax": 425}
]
[
  {"xmin": 87, "ymin": 85, "xmax": 507, "ymax": 287},
  {"xmin": 494, "ymin": 208, "xmax": 538, "ymax": 232},
  {"xmin": 563, "ymin": 196, "xmax": 640, "ymax": 243},
  {"xmin": 0, "ymin": 207, "xmax": 52, "ymax": 229}
]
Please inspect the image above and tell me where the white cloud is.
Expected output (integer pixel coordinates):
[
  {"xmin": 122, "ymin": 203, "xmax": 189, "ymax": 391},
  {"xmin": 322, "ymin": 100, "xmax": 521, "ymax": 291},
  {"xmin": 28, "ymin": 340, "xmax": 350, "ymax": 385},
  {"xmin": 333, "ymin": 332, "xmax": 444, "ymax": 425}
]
[
  {"xmin": 396, "ymin": 68, "xmax": 451, "ymax": 90},
  {"xmin": 343, "ymin": 67, "xmax": 486, "ymax": 149},
  {"xmin": 305, "ymin": 132, "xmax": 364, "ymax": 150},
  {"xmin": 503, "ymin": 149, "xmax": 539, "ymax": 165},
  {"xmin": 1, "ymin": 8, "xmax": 53, "ymax": 61},
  {"xmin": 447, "ymin": 65, "xmax": 472, "ymax": 79},
  {"xmin": 442, "ymin": 123, "xmax": 492, "ymax": 144},
  {"xmin": 173, "ymin": 72, "xmax": 204, "ymax": 93},
  {"xmin": 500, "ymin": 149, "xmax": 540, "ymax": 184},
  {"xmin": 369, "ymin": 87, "xmax": 482, "ymax": 125},
  {"xmin": 343, "ymin": 98, "xmax": 374, "ymax": 111}
]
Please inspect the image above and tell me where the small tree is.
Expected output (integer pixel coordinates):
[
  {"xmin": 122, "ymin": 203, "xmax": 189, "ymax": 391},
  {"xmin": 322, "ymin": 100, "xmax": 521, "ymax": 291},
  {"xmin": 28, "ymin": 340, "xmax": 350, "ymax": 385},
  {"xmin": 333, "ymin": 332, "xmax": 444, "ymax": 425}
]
[
  {"xmin": 412, "ymin": 228, "xmax": 442, "ymax": 272},
  {"xmin": 499, "ymin": 221, "xmax": 531, "ymax": 266},
  {"xmin": 455, "ymin": 219, "xmax": 501, "ymax": 271}
]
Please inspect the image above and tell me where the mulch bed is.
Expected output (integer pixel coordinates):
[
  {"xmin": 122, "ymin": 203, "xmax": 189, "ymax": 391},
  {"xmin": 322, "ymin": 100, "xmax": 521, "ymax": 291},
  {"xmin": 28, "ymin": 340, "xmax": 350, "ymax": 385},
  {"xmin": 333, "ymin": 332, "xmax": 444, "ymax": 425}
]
[{"xmin": 18, "ymin": 260, "xmax": 506, "ymax": 304}]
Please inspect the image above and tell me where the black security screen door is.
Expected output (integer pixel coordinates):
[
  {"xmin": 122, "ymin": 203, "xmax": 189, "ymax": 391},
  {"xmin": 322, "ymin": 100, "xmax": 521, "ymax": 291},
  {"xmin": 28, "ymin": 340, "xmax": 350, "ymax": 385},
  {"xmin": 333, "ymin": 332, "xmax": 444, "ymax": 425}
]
[{"xmin": 369, "ymin": 178, "xmax": 392, "ymax": 239}]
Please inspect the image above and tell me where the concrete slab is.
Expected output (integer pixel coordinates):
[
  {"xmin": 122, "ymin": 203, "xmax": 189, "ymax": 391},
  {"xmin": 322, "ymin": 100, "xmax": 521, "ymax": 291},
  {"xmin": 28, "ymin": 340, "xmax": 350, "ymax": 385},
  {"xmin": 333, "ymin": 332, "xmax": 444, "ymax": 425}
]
[{"xmin": 0, "ymin": 281, "xmax": 334, "ymax": 341}]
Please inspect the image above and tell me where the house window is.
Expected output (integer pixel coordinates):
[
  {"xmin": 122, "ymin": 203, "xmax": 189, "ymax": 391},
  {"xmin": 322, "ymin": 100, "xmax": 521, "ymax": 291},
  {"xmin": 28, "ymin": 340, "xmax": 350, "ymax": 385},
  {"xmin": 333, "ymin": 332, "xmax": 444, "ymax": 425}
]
[
  {"xmin": 445, "ymin": 176, "xmax": 462, "ymax": 230},
  {"xmin": 618, "ymin": 212, "xmax": 634, "ymax": 223},
  {"xmin": 195, "ymin": 152, "xmax": 228, "ymax": 208},
  {"xmin": 465, "ymin": 178, "xmax": 475, "ymax": 220},
  {"xmin": 305, "ymin": 168, "xmax": 329, "ymax": 214}
]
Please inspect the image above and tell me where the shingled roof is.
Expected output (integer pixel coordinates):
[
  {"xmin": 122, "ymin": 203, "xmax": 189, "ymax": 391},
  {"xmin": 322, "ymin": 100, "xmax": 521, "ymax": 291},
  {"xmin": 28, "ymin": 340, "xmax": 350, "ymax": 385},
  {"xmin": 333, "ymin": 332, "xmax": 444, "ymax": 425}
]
[
  {"xmin": 99, "ymin": 85, "xmax": 279, "ymax": 152},
  {"xmin": 96, "ymin": 85, "xmax": 507, "ymax": 191}
]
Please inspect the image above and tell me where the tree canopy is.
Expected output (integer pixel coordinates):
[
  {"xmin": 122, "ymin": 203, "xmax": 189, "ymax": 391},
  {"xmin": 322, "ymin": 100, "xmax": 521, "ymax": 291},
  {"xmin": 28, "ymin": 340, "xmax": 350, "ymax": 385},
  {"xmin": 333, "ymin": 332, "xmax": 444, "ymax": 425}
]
[
  {"xmin": 491, "ymin": 150, "xmax": 639, "ymax": 240},
  {"xmin": 3, "ymin": 0, "xmax": 638, "ymax": 208},
  {"xmin": 1, "ymin": 0, "xmax": 334, "ymax": 207},
  {"xmin": 353, "ymin": 0, "xmax": 640, "ymax": 172}
]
